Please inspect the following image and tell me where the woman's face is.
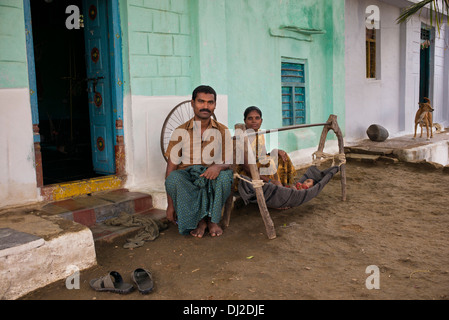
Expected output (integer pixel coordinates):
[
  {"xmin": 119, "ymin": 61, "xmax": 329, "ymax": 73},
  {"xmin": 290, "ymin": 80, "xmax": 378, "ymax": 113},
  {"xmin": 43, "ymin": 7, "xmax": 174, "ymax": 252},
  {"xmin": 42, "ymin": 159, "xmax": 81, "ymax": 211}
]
[{"xmin": 245, "ymin": 110, "xmax": 263, "ymax": 131}]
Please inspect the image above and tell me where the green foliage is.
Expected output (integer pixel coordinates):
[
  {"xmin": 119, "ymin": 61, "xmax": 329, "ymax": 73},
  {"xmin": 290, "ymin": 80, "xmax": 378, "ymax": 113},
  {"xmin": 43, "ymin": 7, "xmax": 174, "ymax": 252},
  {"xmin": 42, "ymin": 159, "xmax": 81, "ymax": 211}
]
[{"xmin": 396, "ymin": 0, "xmax": 449, "ymax": 35}]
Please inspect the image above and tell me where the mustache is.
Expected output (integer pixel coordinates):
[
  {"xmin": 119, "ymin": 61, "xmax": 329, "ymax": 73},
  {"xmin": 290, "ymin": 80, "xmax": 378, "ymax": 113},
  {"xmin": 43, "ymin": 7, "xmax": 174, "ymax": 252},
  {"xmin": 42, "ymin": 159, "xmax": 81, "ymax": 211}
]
[{"xmin": 199, "ymin": 109, "xmax": 211, "ymax": 113}]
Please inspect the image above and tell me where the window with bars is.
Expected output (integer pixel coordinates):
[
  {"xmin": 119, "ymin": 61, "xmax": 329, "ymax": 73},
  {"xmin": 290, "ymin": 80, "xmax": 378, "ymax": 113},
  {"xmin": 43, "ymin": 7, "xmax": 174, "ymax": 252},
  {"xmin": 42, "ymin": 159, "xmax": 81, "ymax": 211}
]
[
  {"xmin": 366, "ymin": 28, "xmax": 376, "ymax": 78},
  {"xmin": 281, "ymin": 60, "xmax": 306, "ymax": 126}
]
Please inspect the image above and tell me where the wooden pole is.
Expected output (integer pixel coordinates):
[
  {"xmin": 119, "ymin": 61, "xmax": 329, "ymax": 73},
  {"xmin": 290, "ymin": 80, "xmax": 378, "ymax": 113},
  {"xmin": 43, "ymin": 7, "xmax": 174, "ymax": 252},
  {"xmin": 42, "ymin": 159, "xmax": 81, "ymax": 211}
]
[
  {"xmin": 222, "ymin": 194, "xmax": 233, "ymax": 228},
  {"xmin": 317, "ymin": 115, "xmax": 346, "ymax": 201},
  {"xmin": 233, "ymin": 122, "xmax": 331, "ymax": 140},
  {"xmin": 221, "ymin": 124, "xmax": 239, "ymax": 229},
  {"xmin": 237, "ymin": 123, "xmax": 276, "ymax": 239}
]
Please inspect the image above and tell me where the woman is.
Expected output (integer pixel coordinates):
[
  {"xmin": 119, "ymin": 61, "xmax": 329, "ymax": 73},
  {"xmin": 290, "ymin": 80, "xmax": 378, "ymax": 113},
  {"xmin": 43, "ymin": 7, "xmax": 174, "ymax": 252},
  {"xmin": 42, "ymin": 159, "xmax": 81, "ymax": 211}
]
[{"xmin": 237, "ymin": 106, "xmax": 297, "ymax": 188}]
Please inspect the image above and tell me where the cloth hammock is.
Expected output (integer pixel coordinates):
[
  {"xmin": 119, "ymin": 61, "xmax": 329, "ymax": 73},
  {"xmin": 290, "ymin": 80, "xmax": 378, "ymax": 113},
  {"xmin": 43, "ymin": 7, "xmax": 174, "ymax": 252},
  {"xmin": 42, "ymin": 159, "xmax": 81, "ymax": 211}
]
[{"xmin": 237, "ymin": 165, "xmax": 340, "ymax": 209}]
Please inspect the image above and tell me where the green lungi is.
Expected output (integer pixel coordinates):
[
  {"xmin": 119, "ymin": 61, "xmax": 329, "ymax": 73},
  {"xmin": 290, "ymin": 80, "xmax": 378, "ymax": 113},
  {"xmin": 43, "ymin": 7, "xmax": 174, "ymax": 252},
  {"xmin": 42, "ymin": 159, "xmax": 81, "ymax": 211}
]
[{"xmin": 165, "ymin": 165, "xmax": 234, "ymax": 235}]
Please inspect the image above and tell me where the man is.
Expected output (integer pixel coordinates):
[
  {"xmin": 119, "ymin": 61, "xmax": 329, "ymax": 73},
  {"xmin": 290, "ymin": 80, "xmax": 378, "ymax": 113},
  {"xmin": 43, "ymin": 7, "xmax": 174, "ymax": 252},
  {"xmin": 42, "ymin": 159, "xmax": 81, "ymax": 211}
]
[{"xmin": 164, "ymin": 85, "xmax": 233, "ymax": 238}]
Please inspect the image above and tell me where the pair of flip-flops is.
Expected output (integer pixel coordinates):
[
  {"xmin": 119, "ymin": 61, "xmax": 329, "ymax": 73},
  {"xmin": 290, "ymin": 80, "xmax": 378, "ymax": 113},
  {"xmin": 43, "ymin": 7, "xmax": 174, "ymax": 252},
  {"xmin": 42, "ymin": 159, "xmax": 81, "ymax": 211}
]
[{"xmin": 90, "ymin": 268, "xmax": 153, "ymax": 294}]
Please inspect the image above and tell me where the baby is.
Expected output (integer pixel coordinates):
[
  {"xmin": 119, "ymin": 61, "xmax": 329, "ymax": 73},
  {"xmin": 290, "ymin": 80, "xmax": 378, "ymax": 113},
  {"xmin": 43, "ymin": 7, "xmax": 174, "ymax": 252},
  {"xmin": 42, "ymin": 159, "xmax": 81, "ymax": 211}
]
[{"xmin": 296, "ymin": 179, "xmax": 314, "ymax": 190}]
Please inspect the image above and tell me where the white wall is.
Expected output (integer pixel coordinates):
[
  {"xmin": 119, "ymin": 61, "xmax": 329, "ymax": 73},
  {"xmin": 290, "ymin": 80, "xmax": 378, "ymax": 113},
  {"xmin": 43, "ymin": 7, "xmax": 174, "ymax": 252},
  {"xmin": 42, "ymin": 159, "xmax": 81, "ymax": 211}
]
[
  {"xmin": 345, "ymin": 0, "xmax": 402, "ymax": 142},
  {"xmin": 345, "ymin": 0, "xmax": 449, "ymax": 143},
  {"xmin": 398, "ymin": 11, "xmax": 421, "ymax": 134},
  {"xmin": 433, "ymin": 24, "xmax": 448, "ymax": 123},
  {"xmin": 0, "ymin": 88, "xmax": 39, "ymax": 208}
]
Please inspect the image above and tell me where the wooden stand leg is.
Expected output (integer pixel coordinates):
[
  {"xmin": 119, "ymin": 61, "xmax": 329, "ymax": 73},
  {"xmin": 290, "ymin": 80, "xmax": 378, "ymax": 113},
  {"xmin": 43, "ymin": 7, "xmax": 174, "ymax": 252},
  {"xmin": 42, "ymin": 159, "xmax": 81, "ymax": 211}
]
[
  {"xmin": 340, "ymin": 164, "xmax": 347, "ymax": 201},
  {"xmin": 235, "ymin": 123, "xmax": 276, "ymax": 239},
  {"xmin": 248, "ymin": 163, "xmax": 276, "ymax": 240},
  {"xmin": 221, "ymin": 194, "xmax": 234, "ymax": 229},
  {"xmin": 331, "ymin": 116, "xmax": 347, "ymax": 202},
  {"xmin": 317, "ymin": 115, "xmax": 347, "ymax": 201}
]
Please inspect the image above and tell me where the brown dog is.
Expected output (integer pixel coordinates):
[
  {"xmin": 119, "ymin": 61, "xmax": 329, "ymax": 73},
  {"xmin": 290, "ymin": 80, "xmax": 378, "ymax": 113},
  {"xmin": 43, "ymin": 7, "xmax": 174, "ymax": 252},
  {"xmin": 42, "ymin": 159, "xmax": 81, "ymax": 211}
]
[{"xmin": 413, "ymin": 97, "xmax": 434, "ymax": 140}]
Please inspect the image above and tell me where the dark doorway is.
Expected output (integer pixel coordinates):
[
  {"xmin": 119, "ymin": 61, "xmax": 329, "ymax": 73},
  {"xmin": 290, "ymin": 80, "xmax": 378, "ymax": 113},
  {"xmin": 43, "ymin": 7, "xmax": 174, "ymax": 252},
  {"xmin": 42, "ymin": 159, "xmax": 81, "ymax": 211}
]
[
  {"xmin": 419, "ymin": 26, "xmax": 431, "ymax": 103},
  {"xmin": 30, "ymin": 0, "xmax": 102, "ymax": 185}
]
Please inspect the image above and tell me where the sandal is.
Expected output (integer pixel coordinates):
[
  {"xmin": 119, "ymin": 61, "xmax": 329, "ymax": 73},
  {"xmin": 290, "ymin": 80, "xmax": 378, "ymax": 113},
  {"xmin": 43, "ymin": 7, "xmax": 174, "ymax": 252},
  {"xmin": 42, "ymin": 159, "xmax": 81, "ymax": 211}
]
[
  {"xmin": 131, "ymin": 268, "xmax": 154, "ymax": 294},
  {"xmin": 89, "ymin": 271, "xmax": 134, "ymax": 294}
]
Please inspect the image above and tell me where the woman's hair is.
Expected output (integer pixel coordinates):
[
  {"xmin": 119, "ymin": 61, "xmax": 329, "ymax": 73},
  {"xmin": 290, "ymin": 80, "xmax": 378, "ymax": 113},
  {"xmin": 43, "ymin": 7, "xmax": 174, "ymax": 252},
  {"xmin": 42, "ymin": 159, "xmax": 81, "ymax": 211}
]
[{"xmin": 244, "ymin": 106, "xmax": 262, "ymax": 120}]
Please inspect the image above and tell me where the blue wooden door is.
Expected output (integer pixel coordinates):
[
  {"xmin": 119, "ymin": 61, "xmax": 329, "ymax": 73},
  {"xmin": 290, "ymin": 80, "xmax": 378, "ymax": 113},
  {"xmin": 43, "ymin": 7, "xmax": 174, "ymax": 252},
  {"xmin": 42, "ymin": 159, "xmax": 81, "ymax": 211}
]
[{"xmin": 83, "ymin": 0, "xmax": 115, "ymax": 174}]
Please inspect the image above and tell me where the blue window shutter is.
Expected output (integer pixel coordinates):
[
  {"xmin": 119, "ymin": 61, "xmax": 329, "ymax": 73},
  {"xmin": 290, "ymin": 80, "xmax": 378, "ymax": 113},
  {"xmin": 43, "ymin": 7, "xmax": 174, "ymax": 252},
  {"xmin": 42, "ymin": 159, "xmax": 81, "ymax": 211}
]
[
  {"xmin": 282, "ymin": 86, "xmax": 293, "ymax": 126},
  {"xmin": 282, "ymin": 61, "xmax": 306, "ymax": 125}
]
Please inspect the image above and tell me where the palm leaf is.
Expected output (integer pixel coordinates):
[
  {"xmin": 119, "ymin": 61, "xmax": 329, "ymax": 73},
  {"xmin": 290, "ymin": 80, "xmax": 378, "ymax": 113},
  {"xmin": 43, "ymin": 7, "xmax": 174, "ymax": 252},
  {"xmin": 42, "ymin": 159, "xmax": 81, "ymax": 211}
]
[
  {"xmin": 396, "ymin": 0, "xmax": 449, "ymax": 35},
  {"xmin": 396, "ymin": 0, "xmax": 434, "ymax": 24}
]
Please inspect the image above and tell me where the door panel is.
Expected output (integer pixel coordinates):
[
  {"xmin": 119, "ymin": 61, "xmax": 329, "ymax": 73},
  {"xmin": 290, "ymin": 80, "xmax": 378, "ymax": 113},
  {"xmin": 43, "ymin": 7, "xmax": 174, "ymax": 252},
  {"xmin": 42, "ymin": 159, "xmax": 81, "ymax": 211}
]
[
  {"xmin": 419, "ymin": 27, "xmax": 431, "ymax": 103},
  {"xmin": 93, "ymin": 126, "xmax": 107, "ymax": 161},
  {"xmin": 83, "ymin": 0, "xmax": 115, "ymax": 174},
  {"xmin": 419, "ymin": 47, "xmax": 430, "ymax": 103}
]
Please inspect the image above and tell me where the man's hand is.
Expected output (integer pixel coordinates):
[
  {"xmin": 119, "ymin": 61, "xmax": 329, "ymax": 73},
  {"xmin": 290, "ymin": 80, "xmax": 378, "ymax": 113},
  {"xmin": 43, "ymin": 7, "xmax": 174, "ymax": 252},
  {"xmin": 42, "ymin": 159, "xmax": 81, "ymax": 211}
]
[{"xmin": 200, "ymin": 164, "xmax": 229, "ymax": 180}]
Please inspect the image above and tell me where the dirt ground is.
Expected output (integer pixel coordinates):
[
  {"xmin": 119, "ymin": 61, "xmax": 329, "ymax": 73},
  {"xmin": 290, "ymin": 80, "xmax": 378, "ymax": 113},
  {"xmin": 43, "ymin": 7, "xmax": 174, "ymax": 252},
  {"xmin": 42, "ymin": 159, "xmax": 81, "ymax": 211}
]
[{"xmin": 21, "ymin": 161, "xmax": 449, "ymax": 300}]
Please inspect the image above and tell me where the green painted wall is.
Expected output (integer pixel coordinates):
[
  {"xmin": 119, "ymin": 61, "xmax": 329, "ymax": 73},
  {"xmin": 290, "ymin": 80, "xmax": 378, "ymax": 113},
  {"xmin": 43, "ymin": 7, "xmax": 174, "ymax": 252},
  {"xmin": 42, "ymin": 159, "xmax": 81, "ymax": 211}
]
[
  {"xmin": 195, "ymin": 0, "xmax": 346, "ymax": 151},
  {"xmin": 125, "ymin": 0, "xmax": 193, "ymax": 96},
  {"xmin": 123, "ymin": 0, "xmax": 345, "ymax": 151},
  {"xmin": 0, "ymin": 1, "xmax": 29, "ymax": 89}
]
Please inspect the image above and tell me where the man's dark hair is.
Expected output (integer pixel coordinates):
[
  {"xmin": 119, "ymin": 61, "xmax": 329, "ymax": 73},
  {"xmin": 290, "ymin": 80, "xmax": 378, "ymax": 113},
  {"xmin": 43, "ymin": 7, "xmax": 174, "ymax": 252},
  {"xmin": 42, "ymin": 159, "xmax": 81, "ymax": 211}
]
[
  {"xmin": 244, "ymin": 106, "xmax": 262, "ymax": 120},
  {"xmin": 192, "ymin": 85, "xmax": 217, "ymax": 102}
]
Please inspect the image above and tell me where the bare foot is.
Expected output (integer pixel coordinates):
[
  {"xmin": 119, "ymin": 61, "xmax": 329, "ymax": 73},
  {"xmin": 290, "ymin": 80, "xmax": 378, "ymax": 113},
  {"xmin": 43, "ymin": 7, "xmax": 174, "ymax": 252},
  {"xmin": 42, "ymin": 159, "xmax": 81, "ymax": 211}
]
[
  {"xmin": 190, "ymin": 219, "xmax": 207, "ymax": 238},
  {"xmin": 207, "ymin": 220, "xmax": 223, "ymax": 237},
  {"xmin": 166, "ymin": 195, "xmax": 177, "ymax": 225}
]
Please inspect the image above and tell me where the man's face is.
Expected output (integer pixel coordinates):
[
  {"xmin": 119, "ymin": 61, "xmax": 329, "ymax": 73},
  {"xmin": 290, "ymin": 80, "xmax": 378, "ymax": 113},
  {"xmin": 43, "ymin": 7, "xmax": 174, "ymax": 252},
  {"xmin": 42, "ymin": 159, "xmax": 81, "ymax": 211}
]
[{"xmin": 192, "ymin": 92, "xmax": 216, "ymax": 120}]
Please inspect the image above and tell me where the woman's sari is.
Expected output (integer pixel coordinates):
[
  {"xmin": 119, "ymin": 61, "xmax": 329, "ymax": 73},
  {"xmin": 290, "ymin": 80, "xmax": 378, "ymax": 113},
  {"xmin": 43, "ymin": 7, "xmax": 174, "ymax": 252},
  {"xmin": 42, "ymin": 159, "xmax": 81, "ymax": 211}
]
[{"xmin": 235, "ymin": 132, "xmax": 297, "ymax": 187}]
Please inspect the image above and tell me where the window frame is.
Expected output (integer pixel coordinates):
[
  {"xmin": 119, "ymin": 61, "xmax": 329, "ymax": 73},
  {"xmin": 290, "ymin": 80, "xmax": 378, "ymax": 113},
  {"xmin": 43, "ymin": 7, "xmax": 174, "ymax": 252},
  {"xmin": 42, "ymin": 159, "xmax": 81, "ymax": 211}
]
[
  {"xmin": 281, "ymin": 58, "xmax": 308, "ymax": 126},
  {"xmin": 365, "ymin": 26, "xmax": 381, "ymax": 80}
]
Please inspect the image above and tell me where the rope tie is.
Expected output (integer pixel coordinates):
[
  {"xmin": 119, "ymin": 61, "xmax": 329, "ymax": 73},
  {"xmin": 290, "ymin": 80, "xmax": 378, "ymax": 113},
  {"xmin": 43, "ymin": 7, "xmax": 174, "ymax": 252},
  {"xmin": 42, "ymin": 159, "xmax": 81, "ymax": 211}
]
[
  {"xmin": 337, "ymin": 153, "xmax": 346, "ymax": 166},
  {"xmin": 234, "ymin": 173, "xmax": 265, "ymax": 188},
  {"xmin": 312, "ymin": 151, "xmax": 346, "ymax": 167}
]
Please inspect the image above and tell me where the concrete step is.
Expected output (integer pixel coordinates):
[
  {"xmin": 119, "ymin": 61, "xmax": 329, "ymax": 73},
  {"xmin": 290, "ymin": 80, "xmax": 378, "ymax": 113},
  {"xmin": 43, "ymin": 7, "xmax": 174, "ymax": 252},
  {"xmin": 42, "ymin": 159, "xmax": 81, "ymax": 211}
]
[
  {"xmin": 39, "ymin": 188, "xmax": 153, "ymax": 227},
  {"xmin": 0, "ymin": 228, "xmax": 45, "ymax": 259},
  {"xmin": 344, "ymin": 146, "xmax": 394, "ymax": 156},
  {"xmin": 345, "ymin": 153, "xmax": 398, "ymax": 164},
  {"xmin": 0, "ymin": 189, "xmax": 166, "ymax": 299},
  {"xmin": 0, "ymin": 207, "xmax": 96, "ymax": 300}
]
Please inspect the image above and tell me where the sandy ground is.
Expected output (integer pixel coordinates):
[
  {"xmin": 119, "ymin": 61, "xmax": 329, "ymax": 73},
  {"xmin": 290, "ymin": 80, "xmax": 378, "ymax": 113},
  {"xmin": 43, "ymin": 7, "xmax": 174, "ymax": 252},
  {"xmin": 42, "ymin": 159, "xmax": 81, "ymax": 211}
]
[{"xmin": 21, "ymin": 161, "xmax": 449, "ymax": 300}]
